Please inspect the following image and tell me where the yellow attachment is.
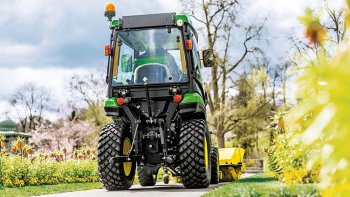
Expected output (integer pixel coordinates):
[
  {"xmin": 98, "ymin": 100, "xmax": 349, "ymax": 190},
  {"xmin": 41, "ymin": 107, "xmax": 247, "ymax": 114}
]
[
  {"xmin": 178, "ymin": 36, "xmax": 187, "ymax": 73},
  {"xmin": 204, "ymin": 136, "xmax": 209, "ymax": 171},
  {"xmin": 113, "ymin": 42, "xmax": 120, "ymax": 77},
  {"xmin": 218, "ymin": 148, "xmax": 245, "ymax": 166},
  {"xmin": 219, "ymin": 166, "xmax": 239, "ymax": 182},
  {"xmin": 173, "ymin": 176, "xmax": 182, "ymax": 183},
  {"xmin": 122, "ymin": 137, "xmax": 132, "ymax": 176},
  {"xmin": 240, "ymin": 162, "xmax": 246, "ymax": 173}
]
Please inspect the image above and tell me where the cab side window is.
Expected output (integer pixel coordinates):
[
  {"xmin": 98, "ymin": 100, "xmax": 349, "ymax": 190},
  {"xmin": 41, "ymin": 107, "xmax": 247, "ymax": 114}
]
[{"xmin": 116, "ymin": 42, "xmax": 134, "ymax": 84}]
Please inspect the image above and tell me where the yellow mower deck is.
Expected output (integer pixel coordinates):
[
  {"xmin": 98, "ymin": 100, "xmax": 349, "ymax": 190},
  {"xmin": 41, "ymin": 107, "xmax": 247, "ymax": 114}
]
[
  {"xmin": 173, "ymin": 147, "xmax": 245, "ymax": 183},
  {"xmin": 218, "ymin": 148, "xmax": 245, "ymax": 182}
]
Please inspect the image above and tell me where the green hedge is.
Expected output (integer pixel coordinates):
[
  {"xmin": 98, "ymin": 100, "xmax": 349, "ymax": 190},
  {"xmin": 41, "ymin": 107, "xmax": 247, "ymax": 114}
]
[{"xmin": 0, "ymin": 155, "xmax": 98, "ymax": 188}]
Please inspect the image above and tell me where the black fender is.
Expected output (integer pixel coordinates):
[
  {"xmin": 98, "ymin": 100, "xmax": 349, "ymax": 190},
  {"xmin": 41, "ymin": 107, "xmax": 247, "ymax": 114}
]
[{"xmin": 179, "ymin": 103, "xmax": 206, "ymax": 120}]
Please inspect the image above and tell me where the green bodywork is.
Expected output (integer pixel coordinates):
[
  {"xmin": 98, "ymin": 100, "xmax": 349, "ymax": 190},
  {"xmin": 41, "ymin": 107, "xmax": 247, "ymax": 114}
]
[
  {"xmin": 180, "ymin": 92, "xmax": 205, "ymax": 108},
  {"xmin": 175, "ymin": 14, "xmax": 191, "ymax": 24},
  {"xmin": 121, "ymin": 54, "xmax": 133, "ymax": 72},
  {"xmin": 104, "ymin": 92, "xmax": 205, "ymax": 108},
  {"xmin": 110, "ymin": 19, "xmax": 119, "ymax": 29},
  {"xmin": 135, "ymin": 56, "xmax": 166, "ymax": 66},
  {"xmin": 104, "ymin": 97, "xmax": 119, "ymax": 107}
]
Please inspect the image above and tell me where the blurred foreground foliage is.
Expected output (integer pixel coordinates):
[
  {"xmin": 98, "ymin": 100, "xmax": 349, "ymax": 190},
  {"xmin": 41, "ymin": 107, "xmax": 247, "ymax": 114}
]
[
  {"xmin": 268, "ymin": 1, "xmax": 350, "ymax": 196},
  {"xmin": 266, "ymin": 112, "xmax": 321, "ymax": 184}
]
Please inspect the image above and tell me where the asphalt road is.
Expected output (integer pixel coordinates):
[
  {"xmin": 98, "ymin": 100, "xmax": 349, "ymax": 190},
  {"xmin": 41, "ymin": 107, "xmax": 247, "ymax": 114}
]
[
  {"xmin": 40, "ymin": 173, "xmax": 255, "ymax": 197},
  {"xmin": 39, "ymin": 183, "xmax": 221, "ymax": 197}
]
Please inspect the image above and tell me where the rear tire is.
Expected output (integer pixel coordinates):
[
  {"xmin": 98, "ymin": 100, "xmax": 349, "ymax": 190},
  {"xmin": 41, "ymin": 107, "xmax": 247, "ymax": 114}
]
[
  {"xmin": 210, "ymin": 147, "xmax": 219, "ymax": 184},
  {"xmin": 137, "ymin": 167, "xmax": 157, "ymax": 186},
  {"xmin": 179, "ymin": 119, "xmax": 211, "ymax": 188},
  {"xmin": 98, "ymin": 123, "xmax": 136, "ymax": 191}
]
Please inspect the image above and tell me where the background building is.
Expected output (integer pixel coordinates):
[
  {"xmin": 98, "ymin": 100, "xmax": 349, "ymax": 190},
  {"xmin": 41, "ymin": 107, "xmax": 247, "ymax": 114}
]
[{"xmin": 0, "ymin": 119, "xmax": 31, "ymax": 150}]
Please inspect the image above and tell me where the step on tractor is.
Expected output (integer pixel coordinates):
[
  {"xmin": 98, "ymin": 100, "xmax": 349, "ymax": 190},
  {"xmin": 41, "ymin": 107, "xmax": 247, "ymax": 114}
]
[{"xmin": 98, "ymin": 3, "xmax": 218, "ymax": 190}]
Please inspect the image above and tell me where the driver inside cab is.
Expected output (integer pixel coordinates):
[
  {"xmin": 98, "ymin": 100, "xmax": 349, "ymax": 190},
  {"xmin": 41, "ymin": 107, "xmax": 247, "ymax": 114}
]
[{"xmin": 136, "ymin": 31, "xmax": 182, "ymax": 81}]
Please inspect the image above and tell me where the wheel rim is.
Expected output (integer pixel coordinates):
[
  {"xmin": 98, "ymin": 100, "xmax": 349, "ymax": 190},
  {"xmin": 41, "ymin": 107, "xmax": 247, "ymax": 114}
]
[
  {"xmin": 123, "ymin": 137, "xmax": 132, "ymax": 176},
  {"xmin": 204, "ymin": 136, "xmax": 209, "ymax": 171}
]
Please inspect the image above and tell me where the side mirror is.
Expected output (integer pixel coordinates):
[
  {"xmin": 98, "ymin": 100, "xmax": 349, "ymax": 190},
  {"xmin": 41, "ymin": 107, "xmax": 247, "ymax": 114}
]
[
  {"xmin": 202, "ymin": 49, "xmax": 214, "ymax": 67},
  {"xmin": 121, "ymin": 54, "xmax": 133, "ymax": 72}
]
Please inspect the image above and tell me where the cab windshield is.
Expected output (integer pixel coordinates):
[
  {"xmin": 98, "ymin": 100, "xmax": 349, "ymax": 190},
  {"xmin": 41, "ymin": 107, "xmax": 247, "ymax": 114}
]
[{"xmin": 112, "ymin": 28, "xmax": 187, "ymax": 86}]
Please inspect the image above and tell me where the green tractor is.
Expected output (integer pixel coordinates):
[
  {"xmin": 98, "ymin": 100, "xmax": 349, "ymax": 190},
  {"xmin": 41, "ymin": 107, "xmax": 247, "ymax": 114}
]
[{"xmin": 98, "ymin": 3, "xmax": 219, "ymax": 190}]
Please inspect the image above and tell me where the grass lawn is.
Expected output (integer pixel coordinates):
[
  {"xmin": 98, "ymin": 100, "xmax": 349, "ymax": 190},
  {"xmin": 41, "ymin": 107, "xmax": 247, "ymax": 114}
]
[
  {"xmin": 204, "ymin": 173, "xmax": 320, "ymax": 197},
  {"xmin": 0, "ymin": 182, "xmax": 103, "ymax": 197}
]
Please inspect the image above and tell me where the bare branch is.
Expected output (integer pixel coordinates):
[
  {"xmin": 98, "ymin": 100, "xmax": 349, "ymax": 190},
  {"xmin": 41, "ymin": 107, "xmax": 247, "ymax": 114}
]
[
  {"xmin": 223, "ymin": 99, "xmax": 271, "ymax": 134},
  {"xmin": 226, "ymin": 23, "xmax": 264, "ymax": 74}
]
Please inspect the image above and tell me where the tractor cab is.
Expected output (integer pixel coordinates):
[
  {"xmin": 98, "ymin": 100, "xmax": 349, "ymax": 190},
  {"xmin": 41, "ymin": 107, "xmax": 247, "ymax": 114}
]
[{"xmin": 104, "ymin": 10, "xmax": 214, "ymax": 119}]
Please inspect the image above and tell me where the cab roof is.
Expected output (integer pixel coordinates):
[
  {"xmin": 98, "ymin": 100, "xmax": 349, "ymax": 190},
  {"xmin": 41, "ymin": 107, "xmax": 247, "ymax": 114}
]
[{"xmin": 110, "ymin": 13, "xmax": 192, "ymax": 29}]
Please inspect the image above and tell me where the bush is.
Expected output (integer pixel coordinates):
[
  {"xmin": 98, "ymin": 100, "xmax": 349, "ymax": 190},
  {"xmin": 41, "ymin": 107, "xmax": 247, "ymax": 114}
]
[
  {"xmin": 0, "ymin": 155, "xmax": 98, "ymax": 188},
  {"xmin": 266, "ymin": 112, "xmax": 321, "ymax": 184},
  {"xmin": 0, "ymin": 138, "xmax": 98, "ymax": 188}
]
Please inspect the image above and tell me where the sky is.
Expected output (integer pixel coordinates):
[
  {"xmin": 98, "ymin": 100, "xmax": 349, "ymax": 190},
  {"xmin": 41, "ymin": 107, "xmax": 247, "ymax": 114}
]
[{"xmin": 0, "ymin": 0, "xmax": 345, "ymax": 121}]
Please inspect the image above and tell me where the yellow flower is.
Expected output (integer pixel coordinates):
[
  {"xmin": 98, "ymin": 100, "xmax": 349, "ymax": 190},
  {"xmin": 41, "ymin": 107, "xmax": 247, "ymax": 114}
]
[{"xmin": 13, "ymin": 179, "xmax": 25, "ymax": 187}]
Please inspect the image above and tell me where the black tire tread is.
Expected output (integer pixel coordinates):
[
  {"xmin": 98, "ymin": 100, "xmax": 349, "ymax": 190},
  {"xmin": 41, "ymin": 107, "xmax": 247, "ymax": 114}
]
[
  {"xmin": 137, "ymin": 167, "xmax": 157, "ymax": 186},
  {"xmin": 98, "ymin": 123, "xmax": 135, "ymax": 191},
  {"xmin": 210, "ymin": 147, "xmax": 219, "ymax": 184},
  {"xmin": 179, "ymin": 119, "xmax": 210, "ymax": 188}
]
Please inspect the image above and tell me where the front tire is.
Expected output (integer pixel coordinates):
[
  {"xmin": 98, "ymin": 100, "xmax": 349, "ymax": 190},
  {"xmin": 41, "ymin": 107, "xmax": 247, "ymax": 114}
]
[
  {"xmin": 98, "ymin": 123, "xmax": 136, "ymax": 191},
  {"xmin": 137, "ymin": 167, "xmax": 157, "ymax": 186},
  {"xmin": 179, "ymin": 119, "xmax": 211, "ymax": 188}
]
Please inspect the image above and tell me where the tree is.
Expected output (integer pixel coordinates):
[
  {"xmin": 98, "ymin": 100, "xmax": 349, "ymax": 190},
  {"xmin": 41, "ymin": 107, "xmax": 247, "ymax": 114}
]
[
  {"xmin": 278, "ymin": 61, "xmax": 294, "ymax": 109},
  {"xmin": 68, "ymin": 70, "xmax": 110, "ymax": 127},
  {"xmin": 262, "ymin": 59, "xmax": 294, "ymax": 110},
  {"xmin": 323, "ymin": 0, "xmax": 348, "ymax": 45},
  {"xmin": 267, "ymin": 61, "xmax": 280, "ymax": 109},
  {"xmin": 9, "ymin": 83, "xmax": 50, "ymax": 130},
  {"xmin": 181, "ymin": 0, "xmax": 265, "ymax": 147},
  {"xmin": 30, "ymin": 119, "xmax": 95, "ymax": 152},
  {"xmin": 223, "ymin": 72, "xmax": 272, "ymax": 157}
]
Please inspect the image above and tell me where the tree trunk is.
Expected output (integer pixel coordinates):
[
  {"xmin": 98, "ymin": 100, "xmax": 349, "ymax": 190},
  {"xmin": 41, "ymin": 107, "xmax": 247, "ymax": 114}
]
[
  {"xmin": 217, "ymin": 70, "xmax": 227, "ymax": 148},
  {"xmin": 29, "ymin": 116, "xmax": 34, "ymax": 130},
  {"xmin": 272, "ymin": 89, "xmax": 276, "ymax": 109},
  {"xmin": 256, "ymin": 131, "xmax": 259, "ymax": 158},
  {"xmin": 262, "ymin": 81, "xmax": 267, "ymax": 102},
  {"xmin": 282, "ymin": 81, "xmax": 287, "ymax": 109},
  {"xmin": 20, "ymin": 119, "xmax": 26, "ymax": 131},
  {"xmin": 217, "ymin": 132, "xmax": 225, "ymax": 148}
]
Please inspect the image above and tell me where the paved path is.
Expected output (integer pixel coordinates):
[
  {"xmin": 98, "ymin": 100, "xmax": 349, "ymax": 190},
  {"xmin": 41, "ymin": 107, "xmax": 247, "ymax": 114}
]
[{"xmin": 40, "ymin": 173, "xmax": 256, "ymax": 197}]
